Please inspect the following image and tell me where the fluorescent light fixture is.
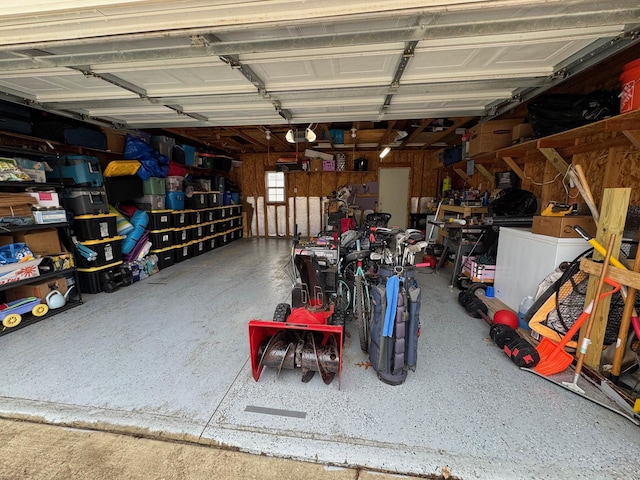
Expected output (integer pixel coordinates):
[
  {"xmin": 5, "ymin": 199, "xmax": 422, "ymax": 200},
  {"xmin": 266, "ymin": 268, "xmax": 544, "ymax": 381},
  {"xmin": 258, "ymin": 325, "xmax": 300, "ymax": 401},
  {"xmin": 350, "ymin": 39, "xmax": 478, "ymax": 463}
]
[
  {"xmin": 395, "ymin": 130, "xmax": 408, "ymax": 141},
  {"xmin": 379, "ymin": 146, "xmax": 391, "ymax": 158},
  {"xmin": 285, "ymin": 129, "xmax": 295, "ymax": 143},
  {"xmin": 305, "ymin": 127, "xmax": 316, "ymax": 142}
]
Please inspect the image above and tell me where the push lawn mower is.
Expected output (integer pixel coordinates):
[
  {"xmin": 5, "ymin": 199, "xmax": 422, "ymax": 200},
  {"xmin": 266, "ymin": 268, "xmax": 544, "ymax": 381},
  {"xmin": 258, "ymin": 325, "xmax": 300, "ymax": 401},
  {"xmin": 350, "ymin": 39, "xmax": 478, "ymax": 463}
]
[{"xmin": 248, "ymin": 248, "xmax": 344, "ymax": 386}]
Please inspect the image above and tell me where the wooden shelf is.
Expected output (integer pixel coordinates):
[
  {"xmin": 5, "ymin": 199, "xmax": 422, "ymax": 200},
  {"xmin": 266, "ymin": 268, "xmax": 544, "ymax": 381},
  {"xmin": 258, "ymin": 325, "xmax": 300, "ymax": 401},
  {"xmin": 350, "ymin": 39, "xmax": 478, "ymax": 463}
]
[{"xmin": 470, "ymin": 108, "xmax": 640, "ymax": 164}]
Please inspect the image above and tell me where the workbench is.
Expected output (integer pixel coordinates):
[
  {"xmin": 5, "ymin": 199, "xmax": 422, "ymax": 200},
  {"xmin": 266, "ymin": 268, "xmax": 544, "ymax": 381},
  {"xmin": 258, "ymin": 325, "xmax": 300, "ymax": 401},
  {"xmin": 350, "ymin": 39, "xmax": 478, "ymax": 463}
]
[
  {"xmin": 436, "ymin": 205, "xmax": 488, "ymax": 244},
  {"xmin": 432, "ymin": 221, "xmax": 491, "ymax": 287}
]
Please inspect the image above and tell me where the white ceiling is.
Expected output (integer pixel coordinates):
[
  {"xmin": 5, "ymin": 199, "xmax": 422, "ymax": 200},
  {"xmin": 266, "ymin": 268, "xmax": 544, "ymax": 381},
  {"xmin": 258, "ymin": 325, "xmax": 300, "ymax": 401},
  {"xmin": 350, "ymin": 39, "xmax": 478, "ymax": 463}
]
[{"xmin": 0, "ymin": 1, "xmax": 638, "ymax": 150}]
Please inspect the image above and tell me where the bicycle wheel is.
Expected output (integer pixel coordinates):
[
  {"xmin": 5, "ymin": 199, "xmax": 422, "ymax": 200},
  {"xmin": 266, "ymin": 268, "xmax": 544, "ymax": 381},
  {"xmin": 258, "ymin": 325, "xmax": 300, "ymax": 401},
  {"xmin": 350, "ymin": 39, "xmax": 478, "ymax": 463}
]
[
  {"xmin": 335, "ymin": 279, "xmax": 351, "ymax": 313},
  {"xmin": 354, "ymin": 275, "xmax": 369, "ymax": 352}
]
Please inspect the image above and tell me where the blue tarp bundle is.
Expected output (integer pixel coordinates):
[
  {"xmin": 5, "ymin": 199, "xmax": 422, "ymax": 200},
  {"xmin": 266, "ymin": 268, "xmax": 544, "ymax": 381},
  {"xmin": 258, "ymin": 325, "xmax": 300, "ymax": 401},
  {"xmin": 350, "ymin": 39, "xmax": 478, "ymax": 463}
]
[{"xmin": 124, "ymin": 136, "xmax": 169, "ymax": 180}]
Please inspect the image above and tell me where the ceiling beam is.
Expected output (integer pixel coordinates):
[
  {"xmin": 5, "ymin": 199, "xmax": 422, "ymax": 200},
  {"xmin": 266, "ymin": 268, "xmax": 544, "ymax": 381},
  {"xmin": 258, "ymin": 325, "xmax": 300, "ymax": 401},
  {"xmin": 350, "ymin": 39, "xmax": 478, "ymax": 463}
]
[
  {"xmin": 420, "ymin": 117, "xmax": 475, "ymax": 149},
  {"xmin": 398, "ymin": 118, "xmax": 431, "ymax": 148}
]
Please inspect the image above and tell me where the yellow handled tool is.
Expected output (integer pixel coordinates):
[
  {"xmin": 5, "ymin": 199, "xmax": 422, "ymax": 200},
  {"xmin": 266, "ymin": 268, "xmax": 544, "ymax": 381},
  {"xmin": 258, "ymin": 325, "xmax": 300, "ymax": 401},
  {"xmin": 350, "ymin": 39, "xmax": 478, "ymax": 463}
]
[{"xmin": 573, "ymin": 225, "xmax": 627, "ymax": 270}]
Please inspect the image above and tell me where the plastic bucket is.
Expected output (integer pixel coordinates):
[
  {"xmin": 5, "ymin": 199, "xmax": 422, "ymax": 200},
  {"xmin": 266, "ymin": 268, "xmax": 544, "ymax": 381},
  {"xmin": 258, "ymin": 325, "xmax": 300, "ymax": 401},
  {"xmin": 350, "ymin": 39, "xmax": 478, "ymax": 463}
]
[{"xmin": 620, "ymin": 58, "xmax": 640, "ymax": 113}]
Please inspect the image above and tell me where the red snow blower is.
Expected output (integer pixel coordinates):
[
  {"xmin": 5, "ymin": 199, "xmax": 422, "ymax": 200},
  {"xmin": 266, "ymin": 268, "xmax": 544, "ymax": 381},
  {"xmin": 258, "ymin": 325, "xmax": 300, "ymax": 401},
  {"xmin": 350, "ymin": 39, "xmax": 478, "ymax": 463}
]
[{"xmin": 248, "ymin": 253, "xmax": 344, "ymax": 386}]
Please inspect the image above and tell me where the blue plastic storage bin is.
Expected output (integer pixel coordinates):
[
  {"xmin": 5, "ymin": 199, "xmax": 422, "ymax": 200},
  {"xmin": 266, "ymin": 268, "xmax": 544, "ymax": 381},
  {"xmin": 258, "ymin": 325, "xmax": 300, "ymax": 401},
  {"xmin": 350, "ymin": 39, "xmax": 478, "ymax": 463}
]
[
  {"xmin": 46, "ymin": 155, "xmax": 103, "ymax": 187},
  {"xmin": 166, "ymin": 191, "xmax": 185, "ymax": 210}
]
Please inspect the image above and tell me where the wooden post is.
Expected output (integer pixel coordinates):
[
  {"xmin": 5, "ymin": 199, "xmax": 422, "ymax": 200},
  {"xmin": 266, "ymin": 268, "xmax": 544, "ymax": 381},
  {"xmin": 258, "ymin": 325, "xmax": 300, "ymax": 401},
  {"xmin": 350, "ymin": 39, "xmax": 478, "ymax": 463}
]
[{"xmin": 581, "ymin": 187, "xmax": 631, "ymax": 369}]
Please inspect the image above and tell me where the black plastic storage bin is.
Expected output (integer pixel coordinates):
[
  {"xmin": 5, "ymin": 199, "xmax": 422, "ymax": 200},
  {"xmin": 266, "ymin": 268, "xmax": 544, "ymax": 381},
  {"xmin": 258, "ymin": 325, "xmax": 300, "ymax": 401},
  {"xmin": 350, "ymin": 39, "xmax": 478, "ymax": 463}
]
[
  {"xmin": 208, "ymin": 192, "xmax": 221, "ymax": 207},
  {"xmin": 77, "ymin": 261, "xmax": 124, "ymax": 294},
  {"xmin": 173, "ymin": 227, "xmax": 190, "ymax": 245},
  {"xmin": 173, "ymin": 243, "xmax": 191, "ymax": 263},
  {"xmin": 149, "ymin": 229, "xmax": 173, "ymax": 249},
  {"xmin": 185, "ymin": 192, "xmax": 208, "ymax": 210},
  {"xmin": 63, "ymin": 187, "xmax": 109, "ymax": 216},
  {"xmin": 104, "ymin": 175, "xmax": 143, "ymax": 203},
  {"xmin": 150, "ymin": 246, "xmax": 174, "ymax": 270},
  {"xmin": 75, "ymin": 236, "xmax": 124, "ymax": 268},
  {"xmin": 192, "ymin": 239, "xmax": 206, "ymax": 256},
  {"xmin": 203, "ymin": 209, "xmax": 215, "ymax": 223},
  {"xmin": 190, "ymin": 210, "xmax": 203, "ymax": 225},
  {"xmin": 171, "ymin": 210, "xmax": 189, "ymax": 228},
  {"xmin": 148, "ymin": 210, "xmax": 172, "ymax": 230},
  {"xmin": 73, "ymin": 213, "xmax": 118, "ymax": 241},
  {"xmin": 205, "ymin": 236, "xmax": 216, "ymax": 251}
]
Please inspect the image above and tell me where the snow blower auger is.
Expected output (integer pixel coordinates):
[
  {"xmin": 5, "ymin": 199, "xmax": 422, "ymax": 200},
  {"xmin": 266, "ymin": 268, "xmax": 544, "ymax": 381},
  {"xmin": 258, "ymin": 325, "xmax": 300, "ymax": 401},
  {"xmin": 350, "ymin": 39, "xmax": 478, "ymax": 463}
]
[{"xmin": 248, "ymin": 253, "xmax": 344, "ymax": 386}]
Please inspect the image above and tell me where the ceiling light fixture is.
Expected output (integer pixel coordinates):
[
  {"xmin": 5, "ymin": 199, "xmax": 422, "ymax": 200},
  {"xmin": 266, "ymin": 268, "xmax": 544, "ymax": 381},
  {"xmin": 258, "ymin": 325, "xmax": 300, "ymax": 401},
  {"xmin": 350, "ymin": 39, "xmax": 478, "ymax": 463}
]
[
  {"xmin": 265, "ymin": 129, "xmax": 271, "ymax": 141},
  {"xmin": 305, "ymin": 126, "xmax": 316, "ymax": 142},
  {"xmin": 285, "ymin": 129, "xmax": 295, "ymax": 143},
  {"xmin": 379, "ymin": 146, "xmax": 391, "ymax": 159},
  {"xmin": 351, "ymin": 127, "xmax": 357, "ymax": 138},
  {"xmin": 395, "ymin": 130, "xmax": 408, "ymax": 141}
]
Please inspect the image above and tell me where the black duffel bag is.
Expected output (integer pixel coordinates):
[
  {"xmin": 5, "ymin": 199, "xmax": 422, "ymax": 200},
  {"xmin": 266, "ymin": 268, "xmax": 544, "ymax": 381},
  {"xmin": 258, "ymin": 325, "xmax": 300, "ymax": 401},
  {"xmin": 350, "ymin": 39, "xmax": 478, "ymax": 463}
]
[{"xmin": 528, "ymin": 90, "xmax": 619, "ymax": 138}]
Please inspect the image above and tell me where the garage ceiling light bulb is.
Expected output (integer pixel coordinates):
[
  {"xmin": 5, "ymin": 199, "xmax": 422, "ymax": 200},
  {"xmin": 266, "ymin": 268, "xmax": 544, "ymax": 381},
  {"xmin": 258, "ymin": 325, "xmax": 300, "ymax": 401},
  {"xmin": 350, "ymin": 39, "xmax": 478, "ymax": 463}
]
[
  {"xmin": 379, "ymin": 146, "xmax": 391, "ymax": 158},
  {"xmin": 305, "ymin": 127, "xmax": 316, "ymax": 142},
  {"xmin": 285, "ymin": 129, "xmax": 295, "ymax": 143},
  {"xmin": 351, "ymin": 127, "xmax": 357, "ymax": 138}
]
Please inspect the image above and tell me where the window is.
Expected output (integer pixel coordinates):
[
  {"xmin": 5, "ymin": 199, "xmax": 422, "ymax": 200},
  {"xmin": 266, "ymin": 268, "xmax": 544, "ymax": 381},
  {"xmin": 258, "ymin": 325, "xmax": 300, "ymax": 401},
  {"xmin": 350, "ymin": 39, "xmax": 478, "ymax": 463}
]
[{"xmin": 265, "ymin": 171, "xmax": 285, "ymax": 203}]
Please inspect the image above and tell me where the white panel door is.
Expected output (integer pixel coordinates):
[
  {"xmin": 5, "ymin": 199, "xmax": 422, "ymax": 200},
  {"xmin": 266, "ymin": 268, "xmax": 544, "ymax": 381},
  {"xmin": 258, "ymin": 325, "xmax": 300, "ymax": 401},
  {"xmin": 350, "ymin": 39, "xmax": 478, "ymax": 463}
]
[{"xmin": 378, "ymin": 167, "xmax": 410, "ymax": 230}]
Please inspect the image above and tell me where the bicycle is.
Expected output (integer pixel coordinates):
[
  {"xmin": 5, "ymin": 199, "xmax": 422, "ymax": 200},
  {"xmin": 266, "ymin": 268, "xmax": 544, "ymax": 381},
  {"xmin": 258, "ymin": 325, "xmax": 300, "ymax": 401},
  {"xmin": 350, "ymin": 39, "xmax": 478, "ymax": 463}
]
[{"xmin": 351, "ymin": 249, "xmax": 372, "ymax": 352}]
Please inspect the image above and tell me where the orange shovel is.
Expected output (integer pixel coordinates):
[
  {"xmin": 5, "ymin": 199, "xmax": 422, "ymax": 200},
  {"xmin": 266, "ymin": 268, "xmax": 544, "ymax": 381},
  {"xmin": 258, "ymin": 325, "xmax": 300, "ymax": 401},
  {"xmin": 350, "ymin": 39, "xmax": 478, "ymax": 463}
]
[{"xmin": 534, "ymin": 277, "xmax": 620, "ymax": 376}]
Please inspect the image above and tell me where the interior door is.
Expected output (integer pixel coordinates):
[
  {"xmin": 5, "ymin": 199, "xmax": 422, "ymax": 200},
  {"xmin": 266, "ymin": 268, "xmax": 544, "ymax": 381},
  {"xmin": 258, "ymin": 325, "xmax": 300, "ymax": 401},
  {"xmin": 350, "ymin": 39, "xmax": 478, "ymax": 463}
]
[{"xmin": 378, "ymin": 167, "xmax": 410, "ymax": 229}]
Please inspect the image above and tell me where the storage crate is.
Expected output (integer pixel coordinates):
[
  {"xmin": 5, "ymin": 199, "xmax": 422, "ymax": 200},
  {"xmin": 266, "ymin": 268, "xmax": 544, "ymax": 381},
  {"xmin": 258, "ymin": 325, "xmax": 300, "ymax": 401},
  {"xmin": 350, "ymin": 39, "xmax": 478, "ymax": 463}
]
[
  {"xmin": 208, "ymin": 191, "xmax": 221, "ymax": 207},
  {"xmin": 172, "ymin": 144, "xmax": 196, "ymax": 166},
  {"xmin": 204, "ymin": 222, "xmax": 215, "ymax": 236},
  {"xmin": 148, "ymin": 210, "xmax": 172, "ymax": 230},
  {"xmin": 32, "ymin": 208, "xmax": 67, "ymax": 224},
  {"xmin": 165, "ymin": 176, "xmax": 184, "ymax": 192},
  {"xmin": 322, "ymin": 159, "xmax": 336, "ymax": 171},
  {"xmin": 150, "ymin": 135, "xmax": 175, "ymax": 160},
  {"xmin": 63, "ymin": 187, "xmax": 109, "ymax": 215},
  {"xmin": 192, "ymin": 239, "xmax": 206, "ymax": 256},
  {"xmin": 27, "ymin": 190, "xmax": 60, "ymax": 208},
  {"xmin": 45, "ymin": 155, "xmax": 103, "ymax": 187},
  {"xmin": 190, "ymin": 224, "xmax": 205, "ymax": 240},
  {"xmin": 173, "ymin": 227, "xmax": 191, "ymax": 244},
  {"xmin": 134, "ymin": 194, "xmax": 165, "ymax": 211},
  {"xmin": 185, "ymin": 192, "xmax": 208, "ymax": 210},
  {"xmin": 76, "ymin": 236, "xmax": 124, "ymax": 268},
  {"xmin": 171, "ymin": 210, "xmax": 189, "ymax": 227},
  {"xmin": 190, "ymin": 210, "xmax": 203, "ymax": 225},
  {"xmin": 166, "ymin": 191, "xmax": 185, "ymax": 210},
  {"xmin": 143, "ymin": 177, "xmax": 166, "ymax": 195},
  {"xmin": 104, "ymin": 175, "xmax": 143, "ymax": 203},
  {"xmin": 173, "ymin": 243, "xmax": 191, "ymax": 263},
  {"xmin": 150, "ymin": 246, "xmax": 174, "ymax": 270},
  {"xmin": 213, "ymin": 207, "xmax": 227, "ymax": 220},
  {"xmin": 461, "ymin": 256, "xmax": 496, "ymax": 283},
  {"xmin": 77, "ymin": 261, "xmax": 123, "ymax": 294},
  {"xmin": 203, "ymin": 208, "xmax": 215, "ymax": 223},
  {"xmin": 149, "ymin": 229, "xmax": 173, "ymax": 249},
  {"xmin": 73, "ymin": 213, "xmax": 118, "ymax": 241},
  {"xmin": 204, "ymin": 235, "xmax": 216, "ymax": 251}
]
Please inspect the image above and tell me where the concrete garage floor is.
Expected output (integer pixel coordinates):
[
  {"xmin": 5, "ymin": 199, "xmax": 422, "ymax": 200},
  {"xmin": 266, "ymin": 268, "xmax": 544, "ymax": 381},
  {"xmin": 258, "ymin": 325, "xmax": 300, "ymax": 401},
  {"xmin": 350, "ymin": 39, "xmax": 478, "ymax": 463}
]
[{"xmin": 0, "ymin": 238, "xmax": 639, "ymax": 479}]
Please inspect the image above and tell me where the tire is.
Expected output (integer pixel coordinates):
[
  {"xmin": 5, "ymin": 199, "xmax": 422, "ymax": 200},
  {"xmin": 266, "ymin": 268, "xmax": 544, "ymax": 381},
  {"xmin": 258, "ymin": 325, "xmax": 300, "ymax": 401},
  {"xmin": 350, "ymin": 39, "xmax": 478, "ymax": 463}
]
[
  {"xmin": 2, "ymin": 313, "xmax": 22, "ymax": 329},
  {"xmin": 456, "ymin": 276, "xmax": 474, "ymax": 290},
  {"xmin": 32, "ymin": 304, "xmax": 49, "ymax": 317},
  {"xmin": 273, "ymin": 303, "xmax": 291, "ymax": 322},
  {"xmin": 344, "ymin": 260, "xmax": 358, "ymax": 283},
  {"xmin": 354, "ymin": 276, "xmax": 370, "ymax": 352},
  {"xmin": 335, "ymin": 279, "xmax": 351, "ymax": 313},
  {"xmin": 467, "ymin": 283, "xmax": 488, "ymax": 297}
]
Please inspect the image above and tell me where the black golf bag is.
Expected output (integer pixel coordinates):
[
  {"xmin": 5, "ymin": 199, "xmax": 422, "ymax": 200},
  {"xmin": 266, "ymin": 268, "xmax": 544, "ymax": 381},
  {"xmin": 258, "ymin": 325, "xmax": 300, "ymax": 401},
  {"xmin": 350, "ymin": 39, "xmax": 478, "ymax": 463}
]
[{"xmin": 369, "ymin": 266, "xmax": 422, "ymax": 385}]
